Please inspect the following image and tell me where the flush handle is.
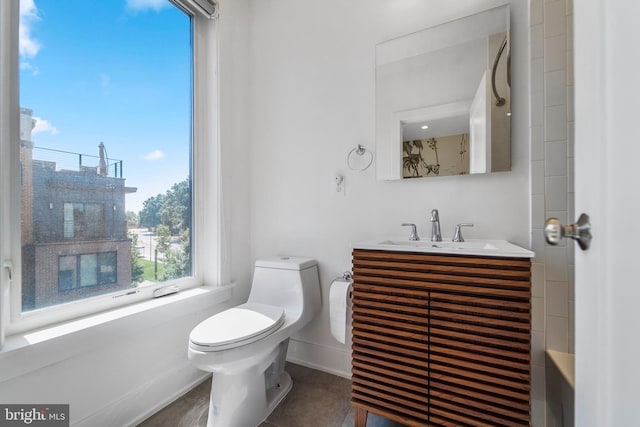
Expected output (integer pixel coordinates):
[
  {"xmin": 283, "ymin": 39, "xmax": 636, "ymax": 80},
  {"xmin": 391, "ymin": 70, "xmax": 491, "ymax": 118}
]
[{"xmin": 544, "ymin": 213, "xmax": 592, "ymax": 250}]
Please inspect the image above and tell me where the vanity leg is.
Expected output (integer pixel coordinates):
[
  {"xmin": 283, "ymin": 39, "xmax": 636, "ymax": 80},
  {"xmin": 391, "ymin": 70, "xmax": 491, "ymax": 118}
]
[{"xmin": 354, "ymin": 406, "xmax": 368, "ymax": 427}]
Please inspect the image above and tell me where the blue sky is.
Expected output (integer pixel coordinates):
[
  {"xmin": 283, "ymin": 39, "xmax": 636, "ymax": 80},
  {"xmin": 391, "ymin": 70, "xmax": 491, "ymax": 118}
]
[{"xmin": 19, "ymin": 0, "xmax": 192, "ymax": 214}]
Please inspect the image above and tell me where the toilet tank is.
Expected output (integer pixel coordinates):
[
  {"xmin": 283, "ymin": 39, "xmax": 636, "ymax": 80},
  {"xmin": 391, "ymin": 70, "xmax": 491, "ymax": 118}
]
[{"xmin": 248, "ymin": 256, "xmax": 321, "ymax": 322}]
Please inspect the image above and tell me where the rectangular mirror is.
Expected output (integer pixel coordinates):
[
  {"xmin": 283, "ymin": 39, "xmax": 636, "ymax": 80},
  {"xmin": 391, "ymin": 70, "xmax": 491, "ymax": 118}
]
[{"xmin": 375, "ymin": 5, "xmax": 511, "ymax": 180}]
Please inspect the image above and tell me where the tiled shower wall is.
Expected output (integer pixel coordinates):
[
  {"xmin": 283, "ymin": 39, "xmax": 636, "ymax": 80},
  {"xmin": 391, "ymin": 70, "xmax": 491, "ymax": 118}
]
[{"xmin": 530, "ymin": 0, "xmax": 575, "ymax": 424}]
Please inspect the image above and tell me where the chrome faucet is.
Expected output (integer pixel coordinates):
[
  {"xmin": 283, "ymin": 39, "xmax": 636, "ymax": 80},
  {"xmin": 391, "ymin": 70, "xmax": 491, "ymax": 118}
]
[
  {"xmin": 452, "ymin": 223, "xmax": 474, "ymax": 242},
  {"xmin": 430, "ymin": 209, "xmax": 442, "ymax": 242},
  {"xmin": 401, "ymin": 223, "xmax": 420, "ymax": 241}
]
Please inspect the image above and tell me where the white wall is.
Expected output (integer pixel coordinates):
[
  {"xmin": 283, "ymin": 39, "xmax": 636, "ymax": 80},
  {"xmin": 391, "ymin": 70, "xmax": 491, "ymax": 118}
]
[
  {"xmin": 247, "ymin": 0, "xmax": 530, "ymax": 376},
  {"xmin": 0, "ymin": 291, "xmax": 234, "ymax": 426},
  {"xmin": 219, "ymin": 0, "xmax": 253, "ymax": 300}
]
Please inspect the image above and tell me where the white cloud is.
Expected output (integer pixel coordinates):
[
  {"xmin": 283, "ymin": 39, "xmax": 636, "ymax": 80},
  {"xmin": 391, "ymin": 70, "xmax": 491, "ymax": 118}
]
[
  {"xmin": 20, "ymin": 61, "xmax": 40, "ymax": 76},
  {"xmin": 144, "ymin": 150, "xmax": 165, "ymax": 161},
  {"xmin": 32, "ymin": 116, "xmax": 59, "ymax": 135},
  {"xmin": 126, "ymin": 0, "xmax": 170, "ymax": 12},
  {"xmin": 19, "ymin": 0, "xmax": 42, "ymax": 59}
]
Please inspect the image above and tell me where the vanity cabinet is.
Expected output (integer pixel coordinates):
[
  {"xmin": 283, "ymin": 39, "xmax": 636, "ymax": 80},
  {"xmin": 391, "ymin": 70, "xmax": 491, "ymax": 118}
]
[{"xmin": 351, "ymin": 249, "xmax": 531, "ymax": 427}]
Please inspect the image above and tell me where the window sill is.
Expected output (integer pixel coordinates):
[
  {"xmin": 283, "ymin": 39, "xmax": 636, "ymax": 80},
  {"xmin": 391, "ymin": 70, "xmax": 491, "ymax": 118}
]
[{"xmin": 0, "ymin": 285, "xmax": 233, "ymax": 384}]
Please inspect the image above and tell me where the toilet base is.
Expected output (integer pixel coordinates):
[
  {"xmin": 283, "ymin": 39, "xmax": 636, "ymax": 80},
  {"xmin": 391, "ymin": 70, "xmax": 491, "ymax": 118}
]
[
  {"xmin": 264, "ymin": 371, "xmax": 292, "ymax": 421},
  {"xmin": 206, "ymin": 368, "xmax": 292, "ymax": 427}
]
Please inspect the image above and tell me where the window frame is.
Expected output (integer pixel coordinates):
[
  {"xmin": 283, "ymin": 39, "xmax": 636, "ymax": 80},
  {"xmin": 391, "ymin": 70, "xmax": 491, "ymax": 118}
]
[{"xmin": 0, "ymin": 1, "xmax": 221, "ymax": 338}]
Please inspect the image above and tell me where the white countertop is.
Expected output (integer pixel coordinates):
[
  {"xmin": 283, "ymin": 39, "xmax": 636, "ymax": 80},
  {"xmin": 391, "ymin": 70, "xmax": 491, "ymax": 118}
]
[{"xmin": 353, "ymin": 238, "xmax": 535, "ymax": 258}]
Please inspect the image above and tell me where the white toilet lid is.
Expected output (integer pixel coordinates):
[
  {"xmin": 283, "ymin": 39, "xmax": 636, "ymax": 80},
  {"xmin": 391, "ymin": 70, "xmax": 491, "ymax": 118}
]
[{"xmin": 189, "ymin": 302, "xmax": 285, "ymax": 350}]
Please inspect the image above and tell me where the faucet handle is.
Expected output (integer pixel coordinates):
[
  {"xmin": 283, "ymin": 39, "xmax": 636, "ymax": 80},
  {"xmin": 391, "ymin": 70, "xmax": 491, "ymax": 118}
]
[
  {"xmin": 452, "ymin": 223, "xmax": 474, "ymax": 242},
  {"xmin": 401, "ymin": 223, "xmax": 420, "ymax": 241}
]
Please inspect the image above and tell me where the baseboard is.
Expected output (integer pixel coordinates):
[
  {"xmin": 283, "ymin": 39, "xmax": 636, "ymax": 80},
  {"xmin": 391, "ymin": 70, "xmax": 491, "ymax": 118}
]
[
  {"xmin": 286, "ymin": 338, "xmax": 351, "ymax": 379},
  {"xmin": 73, "ymin": 362, "xmax": 210, "ymax": 427}
]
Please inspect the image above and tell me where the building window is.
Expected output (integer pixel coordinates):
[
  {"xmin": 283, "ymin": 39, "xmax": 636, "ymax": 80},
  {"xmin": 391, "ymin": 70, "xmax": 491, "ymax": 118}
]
[
  {"xmin": 59, "ymin": 252, "xmax": 117, "ymax": 291},
  {"xmin": 98, "ymin": 252, "xmax": 117, "ymax": 285},
  {"xmin": 63, "ymin": 203, "xmax": 105, "ymax": 239},
  {"xmin": 1, "ymin": 0, "xmax": 218, "ymax": 335}
]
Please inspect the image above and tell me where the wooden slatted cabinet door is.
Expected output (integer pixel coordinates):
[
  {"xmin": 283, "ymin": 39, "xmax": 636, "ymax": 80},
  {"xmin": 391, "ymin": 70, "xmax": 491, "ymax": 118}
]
[
  {"xmin": 351, "ymin": 251, "xmax": 430, "ymax": 426},
  {"xmin": 428, "ymin": 290, "xmax": 531, "ymax": 426}
]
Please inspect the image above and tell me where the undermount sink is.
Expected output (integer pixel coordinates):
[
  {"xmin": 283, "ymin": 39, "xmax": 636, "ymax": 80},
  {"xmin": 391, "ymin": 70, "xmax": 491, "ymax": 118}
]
[
  {"xmin": 378, "ymin": 240, "xmax": 499, "ymax": 250},
  {"xmin": 354, "ymin": 239, "xmax": 534, "ymax": 258}
]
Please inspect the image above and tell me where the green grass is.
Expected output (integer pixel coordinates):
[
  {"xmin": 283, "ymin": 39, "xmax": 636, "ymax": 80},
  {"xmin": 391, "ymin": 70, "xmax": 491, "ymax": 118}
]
[{"xmin": 139, "ymin": 258, "xmax": 165, "ymax": 282}]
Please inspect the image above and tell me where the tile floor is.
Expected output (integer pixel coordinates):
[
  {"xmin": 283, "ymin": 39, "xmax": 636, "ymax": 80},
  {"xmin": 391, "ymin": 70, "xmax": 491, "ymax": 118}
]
[{"xmin": 138, "ymin": 363, "xmax": 403, "ymax": 427}]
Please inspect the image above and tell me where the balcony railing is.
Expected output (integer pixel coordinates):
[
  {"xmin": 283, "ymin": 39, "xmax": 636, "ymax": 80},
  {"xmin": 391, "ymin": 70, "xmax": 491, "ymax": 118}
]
[{"xmin": 31, "ymin": 146, "xmax": 124, "ymax": 178}]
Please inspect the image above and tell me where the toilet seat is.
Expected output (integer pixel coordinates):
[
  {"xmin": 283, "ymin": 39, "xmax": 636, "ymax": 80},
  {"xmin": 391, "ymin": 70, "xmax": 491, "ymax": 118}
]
[{"xmin": 189, "ymin": 302, "xmax": 285, "ymax": 351}]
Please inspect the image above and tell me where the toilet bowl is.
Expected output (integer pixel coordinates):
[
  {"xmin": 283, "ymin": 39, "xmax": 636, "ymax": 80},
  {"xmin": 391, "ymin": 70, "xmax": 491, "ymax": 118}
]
[{"xmin": 188, "ymin": 256, "xmax": 321, "ymax": 427}]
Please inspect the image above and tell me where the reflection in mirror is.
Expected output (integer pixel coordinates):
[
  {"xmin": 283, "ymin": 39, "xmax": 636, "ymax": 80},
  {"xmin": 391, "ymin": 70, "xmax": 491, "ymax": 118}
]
[
  {"xmin": 402, "ymin": 115, "xmax": 469, "ymax": 178},
  {"xmin": 375, "ymin": 5, "xmax": 510, "ymax": 180}
]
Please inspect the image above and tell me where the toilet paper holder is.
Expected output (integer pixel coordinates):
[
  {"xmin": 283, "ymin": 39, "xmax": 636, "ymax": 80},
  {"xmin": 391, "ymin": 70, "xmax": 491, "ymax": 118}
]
[
  {"xmin": 329, "ymin": 271, "xmax": 354, "ymax": 344},
  {"xmin": 340, "ymin": 271, "xmax": 353, "ymax": 299}
]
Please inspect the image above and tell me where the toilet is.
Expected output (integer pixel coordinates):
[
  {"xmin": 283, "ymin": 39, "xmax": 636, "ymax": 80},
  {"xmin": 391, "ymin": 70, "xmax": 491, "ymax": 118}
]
[{"xmin": 188, "ymin": 256, "xmax": 321, "ymax": 427}]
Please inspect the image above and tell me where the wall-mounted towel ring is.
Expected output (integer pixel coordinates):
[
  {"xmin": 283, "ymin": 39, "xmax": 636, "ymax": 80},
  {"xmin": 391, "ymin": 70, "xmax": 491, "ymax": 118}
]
[{"xmin": 347, "ymin": 145, "xmax": 374, "ymax": 171}]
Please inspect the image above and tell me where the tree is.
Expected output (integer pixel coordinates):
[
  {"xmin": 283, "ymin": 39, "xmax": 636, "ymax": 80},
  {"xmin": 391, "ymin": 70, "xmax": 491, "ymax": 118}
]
[
  {"xmin": 137, "ymin": 177, "xmax": 192, "ymax": 282},
  {"xmin": 159, "ymin": 179, "xmax": 191, "ymax": 234},
  {"xmin": 126, "ymin": 210, "xmax": 139, "ymax": 228},
  {"xmin": 155, "ymin": 224, "xmax": 171, "ymax": 254},
  {"xmin": 159, "ymin": 228, "xmax": 191, "ymax": 281},
  {"xmin": 129, "ymin": 232, "xmax": 145, "ymax": 284},
  {"xmin": 138, "ymin": 178, "xmax": 190, "ymax": 232},
  {"xmin": 139, "ymin": 194, "xmax": 165, "ymax": 229}
]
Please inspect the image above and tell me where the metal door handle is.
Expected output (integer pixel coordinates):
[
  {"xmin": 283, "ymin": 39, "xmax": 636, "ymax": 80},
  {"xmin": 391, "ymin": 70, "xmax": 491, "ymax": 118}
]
[{"xmin": 544, "ymin": 213, "xmax": 592, "ymax": 250}]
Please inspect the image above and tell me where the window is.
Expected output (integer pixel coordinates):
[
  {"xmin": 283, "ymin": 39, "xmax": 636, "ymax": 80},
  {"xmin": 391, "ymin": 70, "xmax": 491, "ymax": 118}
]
[
  {"xmin": 0, "ymin": 0, "xmax": 220, "ymax": 336},
  {"xmin": 63, "ymin": 203, "xmax": 105, "ymax": 239},
  {"xmin": 59, "ymin": 252, "xmax": 117, "ymax": 291},
  {"xmin": 17, "ymin": 0, "xmax": 194, "ymax": 312}
]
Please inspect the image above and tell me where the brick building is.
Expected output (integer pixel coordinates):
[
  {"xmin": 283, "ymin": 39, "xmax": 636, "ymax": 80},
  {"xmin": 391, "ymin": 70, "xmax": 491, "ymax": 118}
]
[{"xmin": 20, "ymin": 108, "xmax": 137, "ymax": 310}]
